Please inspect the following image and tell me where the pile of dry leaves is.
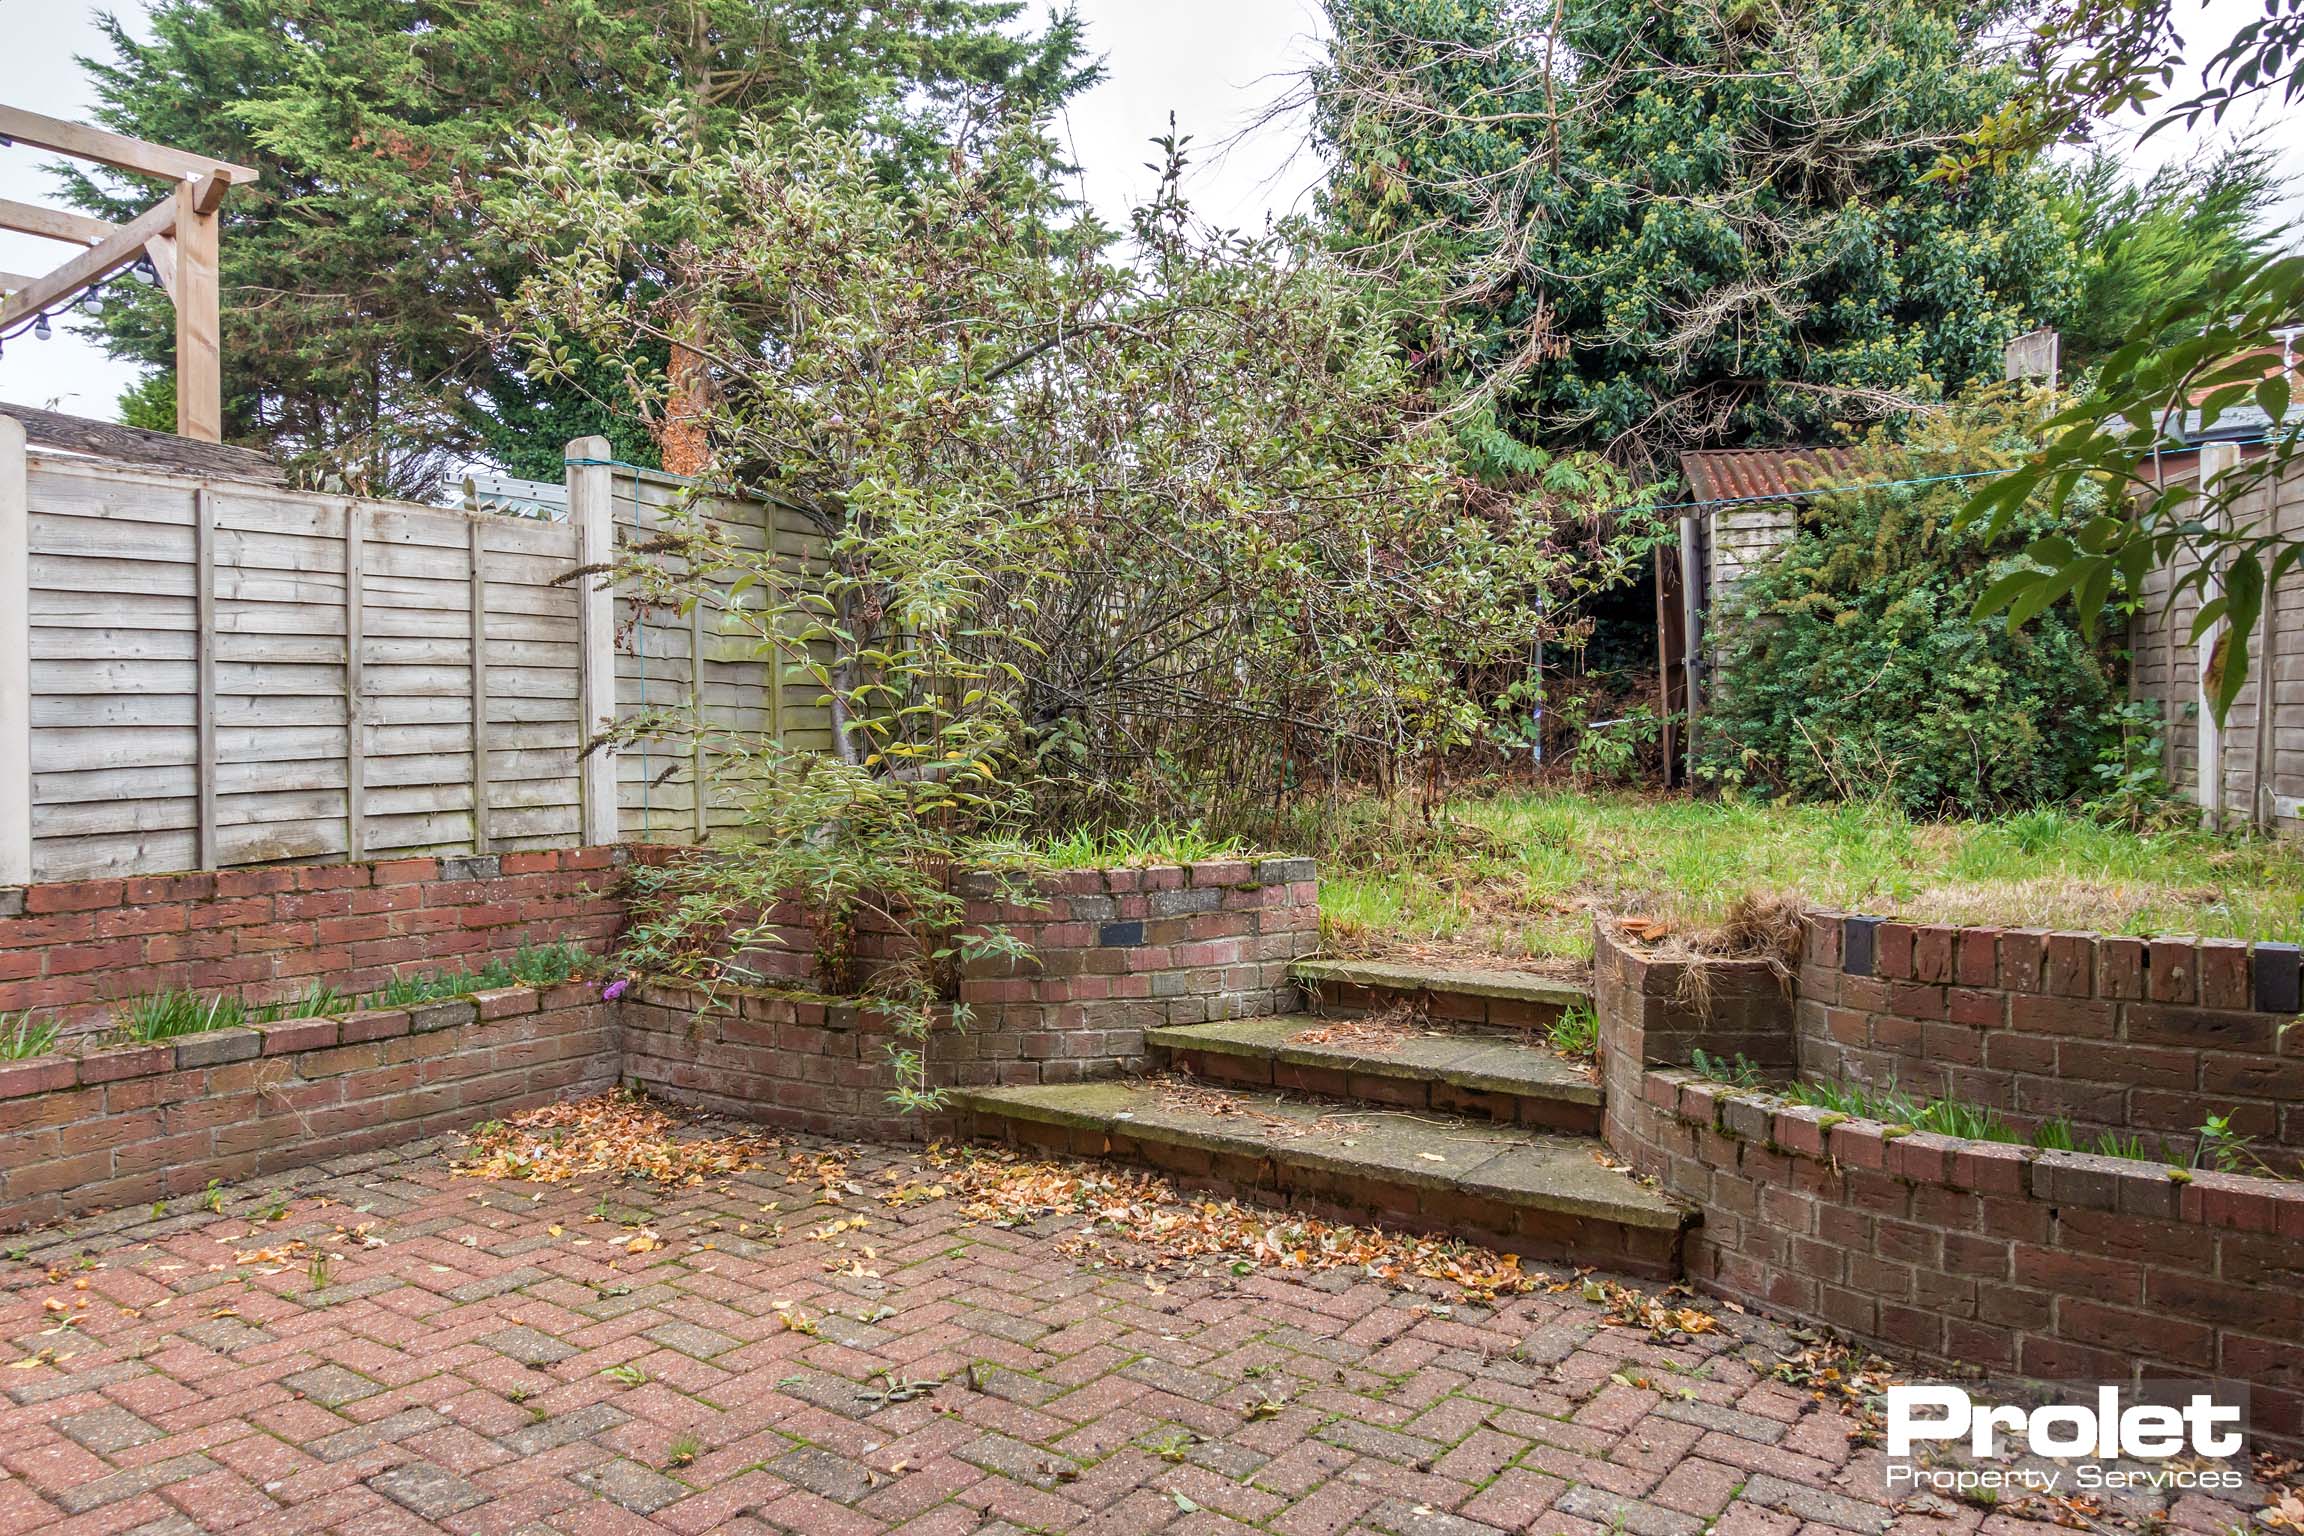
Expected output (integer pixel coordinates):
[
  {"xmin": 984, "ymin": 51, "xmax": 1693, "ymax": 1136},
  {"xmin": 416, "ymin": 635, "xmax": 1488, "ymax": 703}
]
[
  {"xmin": 2262, "ymin": 1455, "xmax": 2304, "ymax": 1533},
  {"xmin": 897, "ymin": 1144, "xmax": 1547, "ymax": 1300},
  {"xmin": 455, "ymin": 1090, "xmax": 780, "ymax": 1185}
]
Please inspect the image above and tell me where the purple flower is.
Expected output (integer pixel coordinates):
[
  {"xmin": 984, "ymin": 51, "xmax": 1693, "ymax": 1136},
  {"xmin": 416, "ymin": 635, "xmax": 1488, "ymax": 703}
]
[{"xmin": 602, "ymin": 977, "xmax": 631, "ymax": 1002}]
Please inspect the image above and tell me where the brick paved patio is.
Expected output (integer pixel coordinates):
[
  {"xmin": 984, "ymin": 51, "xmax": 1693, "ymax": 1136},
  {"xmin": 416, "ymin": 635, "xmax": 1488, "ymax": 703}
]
[{"xmin": 0, "ymin": 1122, "xmax": 2270, "ymax": 1536}]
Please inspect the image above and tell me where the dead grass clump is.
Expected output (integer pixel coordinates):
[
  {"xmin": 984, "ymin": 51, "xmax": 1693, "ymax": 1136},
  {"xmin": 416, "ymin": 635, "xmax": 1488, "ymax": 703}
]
[{"xmin": 1697, "ymin": 892, "xmax": 1806, "ymax": 974}]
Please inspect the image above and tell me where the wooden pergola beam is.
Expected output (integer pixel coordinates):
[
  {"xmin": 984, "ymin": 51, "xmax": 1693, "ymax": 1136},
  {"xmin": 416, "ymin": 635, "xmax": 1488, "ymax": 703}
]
[
  {"xmin": 0, "ymin": 192, "xmax": 181, "ymax": 331},
  {"xmin": 0, "ymin": 104, "xmax": 257, "ymax": 185},
  {"xmin": 0, "ymin": 106, "xmax": 255, "ymax": 444},
  {"xmin": 0, "ymin": 196, "xmax": 114, "ymax": 246}
]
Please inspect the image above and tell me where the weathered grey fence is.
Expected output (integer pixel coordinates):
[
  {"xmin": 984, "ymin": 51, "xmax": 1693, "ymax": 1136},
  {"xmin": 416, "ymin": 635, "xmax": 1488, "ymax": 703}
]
[
  {"xmin": 2129, "ymin": 447, "xmax": 2304, "ymax": 834},
  {"xmin": 0, "ymin": 427, "xmax": 830, "ymax": 882}
]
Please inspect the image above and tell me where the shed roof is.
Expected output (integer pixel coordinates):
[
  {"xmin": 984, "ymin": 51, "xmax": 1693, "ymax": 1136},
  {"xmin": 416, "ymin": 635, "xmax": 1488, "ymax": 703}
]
[
  {"xmin": 1678, "ymin": 446, "xmax": 1859, "ymax": 506},
  {"xmin": 0, "ymin": 400, "xmax": 287, "ymax": 486}
]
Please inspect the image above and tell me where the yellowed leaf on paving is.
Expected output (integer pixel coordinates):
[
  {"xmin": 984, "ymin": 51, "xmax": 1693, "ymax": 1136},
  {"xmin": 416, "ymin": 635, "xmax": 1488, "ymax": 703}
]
[
  {"xmin": 547, "ymin": 1224, "xmax": 564, "ymax": 1237},
  {"xmin": 625, "ymin": 1233, "xmax": 660, "ymax": 1255}
]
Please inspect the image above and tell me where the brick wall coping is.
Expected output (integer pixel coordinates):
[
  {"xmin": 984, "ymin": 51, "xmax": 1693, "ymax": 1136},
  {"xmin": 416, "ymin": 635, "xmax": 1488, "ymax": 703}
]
[
  {"xmin": 950, "ymin": 857, "xmax": 1316, "ymax": 899},
  {"xmin": 0, "ymin": 846, "xmax": 626, "ymax": 919},
  {"xmin": 1804, "ymin": 910, "xmax": 2303, "ymax": 1013},
  {"xmin": 1644, "ymin": 1065, "xmax": 2304, "ymax": 1239},
  {"xmin": 627, "ymin": 976, "xmax": 883, "ymax": 1022},
  {"xmin": 0, "ymin": 980, "xmax": 601, "ymax": 1101}
]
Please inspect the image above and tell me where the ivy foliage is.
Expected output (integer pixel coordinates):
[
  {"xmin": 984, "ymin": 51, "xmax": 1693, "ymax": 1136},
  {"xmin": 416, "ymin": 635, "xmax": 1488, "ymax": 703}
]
[
  {"xmin": 1696, "ymin": 397, "xmax": 2122, "ymax": 816},
  {"xmin": 63, "ymin": 0, "xmax": 1096, "ymax": 497},
  {"xmin": 1314, "ymin": 0, "xmax": 2078, "ymax": 469}
]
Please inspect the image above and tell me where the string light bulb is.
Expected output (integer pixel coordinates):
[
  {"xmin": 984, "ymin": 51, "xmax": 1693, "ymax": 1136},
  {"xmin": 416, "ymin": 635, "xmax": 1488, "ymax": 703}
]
[{"xmin": 31, "ymin": 314, "xmax": 49, "ymax": 341}]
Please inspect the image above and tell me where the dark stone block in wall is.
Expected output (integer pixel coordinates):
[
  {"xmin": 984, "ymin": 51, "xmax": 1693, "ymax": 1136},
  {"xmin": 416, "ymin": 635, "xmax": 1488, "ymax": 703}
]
[
  {"xmin": 1099, "ymin": 921, "xmax": 1144, "ymax": 948},
  {"xmin": 1844, "ymin": 916, "xmax": 1881, "ymax": 977},
  {"xmin": 2252, "ymin": 942, "xmax": 2300, "ymax": 1015}
]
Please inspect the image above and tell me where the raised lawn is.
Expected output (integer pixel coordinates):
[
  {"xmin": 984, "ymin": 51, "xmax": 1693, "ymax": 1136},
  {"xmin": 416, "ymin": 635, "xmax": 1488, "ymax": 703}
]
[{"xmin": 1315, "ymin": 789, "xmax": 2304, "ymax": 969}]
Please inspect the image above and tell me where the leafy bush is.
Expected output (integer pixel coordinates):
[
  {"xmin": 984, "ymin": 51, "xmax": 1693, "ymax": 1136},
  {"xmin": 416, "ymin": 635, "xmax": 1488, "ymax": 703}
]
[
  {"xmin": 1695, "ymin": 397, "xmax": 2123, "ymax": 817},
  {"xmin": 493, "ymin": 114, "xmax": 1663, "ymax": 1109}
]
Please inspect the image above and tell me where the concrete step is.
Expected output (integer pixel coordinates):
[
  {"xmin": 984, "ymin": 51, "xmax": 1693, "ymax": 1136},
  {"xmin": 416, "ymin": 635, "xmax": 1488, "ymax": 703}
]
[
  {"xmin": 1291, "ymin": 958, "xmax": 1591, "ymax": 1031},
  {"xmin": 1147, "ymin": 1014, "xmax": 1602, "ymax": 1134},
  {"xmin": 950, "ymin": 1079, "xmax": 1691, "ymax": 1278}
]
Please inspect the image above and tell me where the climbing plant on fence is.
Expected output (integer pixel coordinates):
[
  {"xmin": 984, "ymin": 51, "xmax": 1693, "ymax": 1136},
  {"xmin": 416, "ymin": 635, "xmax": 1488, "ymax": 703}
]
[{"xmin": 492, "ymin": 112, "xmax": 1656, "ymax": 1104}]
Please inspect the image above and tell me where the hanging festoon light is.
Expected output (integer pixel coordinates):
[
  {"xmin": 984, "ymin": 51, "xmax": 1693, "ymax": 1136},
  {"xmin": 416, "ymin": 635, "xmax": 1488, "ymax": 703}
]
[{"xmin": 31, "ymin": 313, "xmax": 49, "ymax": 341}]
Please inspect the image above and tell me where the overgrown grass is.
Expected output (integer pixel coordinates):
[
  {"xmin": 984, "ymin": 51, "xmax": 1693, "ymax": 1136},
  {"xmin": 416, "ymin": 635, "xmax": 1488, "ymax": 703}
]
[
  {"xmin": 1316, "ymin": 787, "xmax": 2304, "ymax": 965},
  {"xmin": 364, "ymin": 943, "xmax": 597, "ymax": 1008},
  {"xmin": 1703, "ymin": 1069, "xmax": 2294, "ymax": 1177},
  {"xmin": 979, "ymin": 821, "xmax": 1254, "ymax": 870},
  {"xmin": 114, "ymin": 990, "xmax": 248, "ymax": 1041},
  {"xmin": 248, "ymin": 984, "xmax": 353, "ymax": 1024},
  {"xmin": 0, "ymin": 1013, "xmax": 58, "ymax": 1059},
  {"xmin": 1545, "ymin": 1002, "xmax": 1598, "ymax": 1059}
]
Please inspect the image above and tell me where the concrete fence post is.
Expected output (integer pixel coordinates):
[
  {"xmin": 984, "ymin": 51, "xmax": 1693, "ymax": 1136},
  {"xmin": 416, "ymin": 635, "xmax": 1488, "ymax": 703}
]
[
  {"xmin": 2196, "ymin": 439, "xmax": 2240, "ymax": 830},
  {"xmin": 567, "ymin": 436, "xmax": 619, "ymax": 846},
  {"xmin": 0, "ymin": 416, "xmax": 27, "ymax": 884}
]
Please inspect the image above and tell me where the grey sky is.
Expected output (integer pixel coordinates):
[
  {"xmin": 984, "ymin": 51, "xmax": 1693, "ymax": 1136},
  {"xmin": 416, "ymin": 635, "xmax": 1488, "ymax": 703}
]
[{"xmin": 0, "ymin": 0, "xmax": 2292, "ymax": 433}]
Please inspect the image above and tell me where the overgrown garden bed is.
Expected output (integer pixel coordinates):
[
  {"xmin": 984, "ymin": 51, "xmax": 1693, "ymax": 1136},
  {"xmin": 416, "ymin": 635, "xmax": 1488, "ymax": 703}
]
[{"xmin": 1314, "ymin": 787, "xmax": 2304, "ymax": 967}]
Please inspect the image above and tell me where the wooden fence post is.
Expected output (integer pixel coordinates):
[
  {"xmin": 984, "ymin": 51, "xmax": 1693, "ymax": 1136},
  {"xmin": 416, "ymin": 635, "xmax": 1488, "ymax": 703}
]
[
  {"xmin": 568, "ymin": 437, "xmax": 619, "ymax": 846},
  {"xmin": 0, "ymin": 417, "xmax": 29, "ymax": 885}
]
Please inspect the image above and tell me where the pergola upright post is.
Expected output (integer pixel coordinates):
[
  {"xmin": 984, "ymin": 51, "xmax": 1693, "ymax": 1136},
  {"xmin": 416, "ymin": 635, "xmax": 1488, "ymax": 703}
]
[{"xmin": 172, "ymin": 177, "xmax": 222, "ymax": 442}]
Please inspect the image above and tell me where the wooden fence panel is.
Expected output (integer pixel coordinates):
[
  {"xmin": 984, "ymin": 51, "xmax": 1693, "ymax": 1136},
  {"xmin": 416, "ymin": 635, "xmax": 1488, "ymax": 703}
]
[
  {"xmin": 2129, "ymin": 457, "xmax": 2304, "ymax": 835},
  {"xmin": 5, "ymin": 436, "xmax": 832, "ymax": 880},
  {"xmin": 586, "ymin": 459, "xmax": 836, "ymax": 846}
]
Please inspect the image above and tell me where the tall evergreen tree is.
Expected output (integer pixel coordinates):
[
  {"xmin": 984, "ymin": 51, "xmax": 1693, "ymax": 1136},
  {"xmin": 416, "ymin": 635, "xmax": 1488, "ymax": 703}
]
[
  {"xmin": 65, "ymin": 1, "xmax": 1098, "ymax": 496},
  {"xmin": 1315, "ymin": 0, "xmax": 2079, "ymax": 473}
]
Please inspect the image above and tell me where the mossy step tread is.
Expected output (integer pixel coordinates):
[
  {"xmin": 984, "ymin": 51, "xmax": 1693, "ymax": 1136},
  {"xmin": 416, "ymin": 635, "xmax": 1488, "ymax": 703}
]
[
  {"xmin": 1292, "ymin": 958, "xmax": 1589, "ymax": 1008},
  {"xmin": 953, "ymin": 1080, "xmax": 1684, "ymax": 1230},
  {"xmin": 1146, "ymin": 1015, "xmax": 1601, "ymax": 1105}
]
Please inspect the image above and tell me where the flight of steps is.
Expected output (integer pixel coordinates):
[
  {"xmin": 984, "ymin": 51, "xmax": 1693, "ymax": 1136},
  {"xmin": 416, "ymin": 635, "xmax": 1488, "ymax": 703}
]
[{"xmin": 950, "ymin": 958, "xmax": 1694, "ymax": 1279}]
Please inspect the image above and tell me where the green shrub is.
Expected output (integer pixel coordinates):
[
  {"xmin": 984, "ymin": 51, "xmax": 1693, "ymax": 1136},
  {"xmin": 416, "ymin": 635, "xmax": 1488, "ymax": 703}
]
[{"xmin": 1695, "ymin": 397, "xmax": 2123, "ymax": 818}]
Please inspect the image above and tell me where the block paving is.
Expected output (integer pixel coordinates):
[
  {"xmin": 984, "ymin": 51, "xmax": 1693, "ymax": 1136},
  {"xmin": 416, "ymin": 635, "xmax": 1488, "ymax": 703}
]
[{"xmin": 0, "ymin": 1125, "xmax": 2273, "ymax": 1535}]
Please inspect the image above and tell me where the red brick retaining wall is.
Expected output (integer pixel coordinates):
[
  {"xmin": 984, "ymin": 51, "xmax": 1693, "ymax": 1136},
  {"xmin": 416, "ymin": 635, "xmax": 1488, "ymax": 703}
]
[
  {"xmin": 1800, "ymin": 914, "xmax": 2304, "ymax": 1156},
  {"xmin": 0, "ymin": 848, "xmax": 626, "ymax": 1032},
  {"xmin": 622, "ymin": 858, "xmax": 1323, "ymax": 1137},
  {"xmin": 1595, "ymin": 921, "xmax": 2304, "ymax": 1451},
  {"xmin": 0, "ymin": 982, "xmax": 615, "ymax": 1229},
  {"xmin": 0, "ymin": 851, "xmax": 1318, "ymax": 1224}
]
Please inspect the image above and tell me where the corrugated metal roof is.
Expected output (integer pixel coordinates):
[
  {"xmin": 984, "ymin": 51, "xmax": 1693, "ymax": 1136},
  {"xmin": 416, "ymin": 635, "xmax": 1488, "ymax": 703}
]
[{"xmin": 1678, "ymin": 446, "xmax": 1860, "ymax": 505}]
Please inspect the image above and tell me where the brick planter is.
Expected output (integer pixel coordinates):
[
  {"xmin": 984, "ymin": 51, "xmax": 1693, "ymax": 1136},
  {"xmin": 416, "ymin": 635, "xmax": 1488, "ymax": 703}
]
[
  {"xmin": 1799, "ymin": 913, "xmax": 2304, "ymax": 1157},
  {"xmin": 0, "ymin": 981, "xmax": 615, "ymax": 1229},
  {"xmin": 621, "ymin": 857, "xmax": 1323, "ymax": 1138},
  {"xmin": 0, "ymin": 852, "xmax": 1324, "ymax": 1224},
  {"xmin": 1595, "ymin": 917, "xmax": 2304, "ymax": 1452},
  {"xmin": 0, "ymin": 847, "xmax": 626, "ymax": 1032}
]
